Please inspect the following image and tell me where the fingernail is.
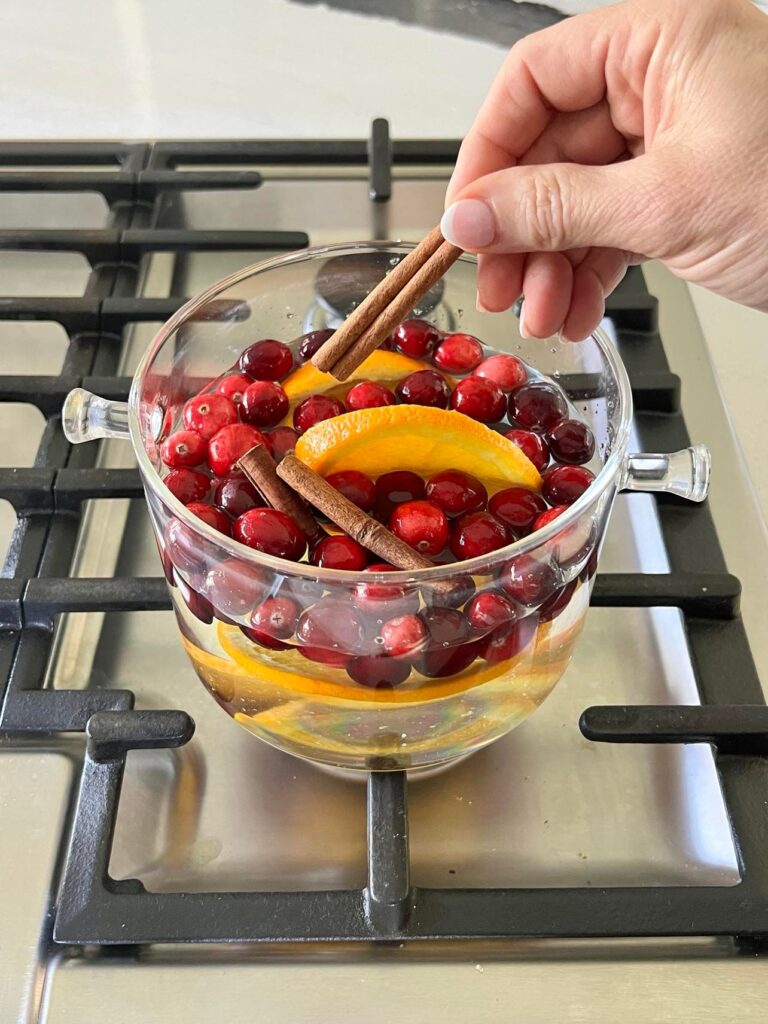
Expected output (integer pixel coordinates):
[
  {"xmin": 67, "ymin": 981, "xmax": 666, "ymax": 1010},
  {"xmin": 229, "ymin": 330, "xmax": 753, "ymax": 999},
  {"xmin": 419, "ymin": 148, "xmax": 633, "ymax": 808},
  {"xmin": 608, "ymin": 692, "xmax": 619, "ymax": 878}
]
[
  {"xmin": 441, "ymin": 199, "xmax": 496, "ymax": 250},
  {"xmin": 518, "ymin": 300, "xmax": 531, "ymax": 339},
  {"xmin": 476, "ymin": 291, "xmax": 491, "ymax": 313}
]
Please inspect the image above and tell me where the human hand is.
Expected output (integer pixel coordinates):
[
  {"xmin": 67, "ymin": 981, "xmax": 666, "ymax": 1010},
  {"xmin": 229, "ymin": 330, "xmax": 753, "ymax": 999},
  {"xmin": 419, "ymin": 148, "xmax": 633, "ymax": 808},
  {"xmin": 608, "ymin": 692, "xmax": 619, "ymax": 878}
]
[{"xmin": 441, "ymin": 0, "xmax": 768, "ymax": 340}]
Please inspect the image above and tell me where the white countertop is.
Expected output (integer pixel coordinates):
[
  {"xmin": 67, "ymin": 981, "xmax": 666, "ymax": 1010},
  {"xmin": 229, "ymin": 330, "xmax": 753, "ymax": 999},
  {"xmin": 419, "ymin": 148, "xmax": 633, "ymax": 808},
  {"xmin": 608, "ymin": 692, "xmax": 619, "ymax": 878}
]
[{"xmin": 1, "ymin": 0, "xmax": 766, "ymax": 516}]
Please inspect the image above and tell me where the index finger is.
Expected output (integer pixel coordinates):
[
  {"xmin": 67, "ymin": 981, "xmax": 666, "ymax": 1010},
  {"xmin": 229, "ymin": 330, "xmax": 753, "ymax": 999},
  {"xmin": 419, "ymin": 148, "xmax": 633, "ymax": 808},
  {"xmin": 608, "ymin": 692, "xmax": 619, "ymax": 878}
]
[{"xmin": 446, "ymin": 8, "xmax": 618, "ymax": 203}]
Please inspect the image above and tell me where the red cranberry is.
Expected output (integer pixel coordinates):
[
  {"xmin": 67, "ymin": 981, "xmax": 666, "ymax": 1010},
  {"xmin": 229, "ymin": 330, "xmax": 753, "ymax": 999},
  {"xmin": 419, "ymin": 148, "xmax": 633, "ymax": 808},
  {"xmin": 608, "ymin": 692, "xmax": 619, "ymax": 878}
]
[
  {"xmin": 450, "ymin": 511, "xmax": 510, "ymax": 560},
  {"xmin": 207, "ymin": 424, "xmax": 268, "ymax": 476},
  {"xmin": 233, "ymin": 508, "xmax": 307, "ymax": 561},
  {"xmin": 533, "ymin": 505, "xmax": 568, "ymax": 532},
  {"xmin": 504, "ymin": 428, "xmax": 550, "ymax": 472},
  {"xmin": 164, "ymin": 468, "xmax": 210, "ymax": 504},
  {"xmin": 347, "ymin": 655, "xmax": 411, "ymax": 689},
  {"xmin": 416, "ymin": 608, "xmax": 479, "ymax": 678},
  {"xmin": 433, "ymin": 333, "xmax": 483, "ymax": 373},
  {"xmin": 158, "ymin": 542, "xmax": 176, "ymax": 587},
  {"xmin": 390, "ymin": 500, "xmax": 449, "ymax": 556},
  {"xmin": 380, "ymin": 613, "xmax": 427, "ymax": 657},
  {"xmin": 249, "ymin": 595, "xmax": 300, "ymax": 643},
  {"xmin": 177, "ymin": 575, "xmax": 214, "ymax": 625},
  {"xmin": 500, "ymin": 554, "xmax": 558, "ymax": 608},
  {"xmin": 393, "ymin": 319, "xmax": 440, "ymax": 358},
  {"xmin": 214, "ymin": 473, "xmax": 263, "ymax": 517},
  {"xmin": 297, "ymin": 328, "xmax": 334, "ymax": 362},
  {"xmin": 241, "ymin": 381, "xmax": 289, "ymax": 427},
  {"xmin": 240, "ymin": 622, "xmax": 289, "ymax": 652},
  {"xmin": 541, "ymin": 465, "xmax": 595, "ymax": 505},
  {"xmin": 293, "ymin": 394, "xmax": 346, "ymax": 434},
  {"xmin": 473, "ymin": 354, "xmax": 527, "ymax": 392},
  {"xmin": 465, "ymin": 591, "xmax": 517, "ymax": 633},
  {"xmin": 182, "ymin": 393, "xmax": 238, "ymax": 441},
  {"xmin": 266, "ymin": 425, "xmax": 299, "ymax": 461},
  {"xmin": 296, "ymin": 598, "xmax": 366, "ymax": 665},
  {"xmin": 216, "ymin": 372, "xmax": 252, "ymax": 409},
  {"xmin": 481, "ymin": 618, "xmax": 536, "ymax": 664},
  {"xmin": 374, "ymin": 470, "xmax": 425, "ymax": 520},
  {"xmin": 508, "ymin": 382, "xmax": 567, "ymax": 433},
  {"xmin": 353, "ymin": 563, "xmax": 420, "ymax": 616},
  {"xmin": 311, "ymin": 534, "xmax": 369, "ymax": 571},
  {"xmin": 425, "ymin": 469, "xmax": 487, "ymax": 518},
  {"xmin": 421, "ymin": 573, "xmax": 476, "ymax": 610},
  {"xmin": 546, "ymin": 419, "xmax": 596, "ymax": 465},
  {"xmin": 539, "ymin": 581, "xmax": 577, "ymax": 622},
  {"xmin": 488, "ymin": 487, "xmax": 548, "ymax": 537},
  {"xmin": 205, "ymin": 559, "xmax": 269, "ymax": 618},
  {"xmin": 186, "ymin": 502, "xmax": 232, "ymax": 536},
  {"xmin": 450, "ymin": 377, "xmax": 505, "ymax": 423},
  {"xmin": 395, "ymin": 369, "xmax": 451, "ymax": 409},
  {"xmin": 161, "ymin": 429, "xmax": 206, "ymax": 468},
  {"xmin": 164, "ymin": 518, "xmax": 206, "ymax": 578},
  {"xmin": 326, "ymin": 470, "xmax": 376, "ymax": 512},
  {"xmin": 346, "ymin": 380, "xmax": 395, "ymax": 411},
  {"xmin": 239, "ymin": 339, "xmax": 293, "ymax": 381}
]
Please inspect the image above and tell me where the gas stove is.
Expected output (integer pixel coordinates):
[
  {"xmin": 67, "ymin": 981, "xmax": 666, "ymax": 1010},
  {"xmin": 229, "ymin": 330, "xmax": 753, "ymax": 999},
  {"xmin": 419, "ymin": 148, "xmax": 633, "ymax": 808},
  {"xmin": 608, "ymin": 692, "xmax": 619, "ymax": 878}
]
[{"xmin": 1, "ymin": 123, "xmax": 767, "ymax": 1022}]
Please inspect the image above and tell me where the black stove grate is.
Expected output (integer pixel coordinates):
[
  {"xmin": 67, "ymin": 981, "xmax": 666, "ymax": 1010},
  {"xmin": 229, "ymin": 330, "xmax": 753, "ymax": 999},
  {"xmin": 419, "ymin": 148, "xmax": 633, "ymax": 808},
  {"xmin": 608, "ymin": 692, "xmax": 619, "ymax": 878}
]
[{"xmin": 0, "ymin": 123, "xmax": 766, "ymax": 947}]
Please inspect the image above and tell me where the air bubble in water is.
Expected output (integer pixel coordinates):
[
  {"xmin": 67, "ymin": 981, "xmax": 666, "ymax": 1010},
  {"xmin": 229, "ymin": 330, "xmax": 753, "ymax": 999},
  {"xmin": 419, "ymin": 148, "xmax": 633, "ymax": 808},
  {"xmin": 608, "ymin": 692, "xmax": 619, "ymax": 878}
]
[{"xmin": 389, "ymin": 256, "xmax": 399, "ymax": 266}]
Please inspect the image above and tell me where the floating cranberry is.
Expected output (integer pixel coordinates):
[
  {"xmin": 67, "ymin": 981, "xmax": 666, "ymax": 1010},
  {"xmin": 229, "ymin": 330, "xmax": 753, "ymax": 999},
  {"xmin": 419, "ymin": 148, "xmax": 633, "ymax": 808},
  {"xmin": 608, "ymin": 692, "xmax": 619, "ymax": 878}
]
[
  {"xmin": 311, "ymin": 534, "xmax": 369, "ymax": 571},
  {"xmin": 161, "ymin": 429, "xmax": 206, "ymax": 468},
  {"xmin": 541, "ymin": 465, "xmax": 595, "ymax": 505},
  {"xmin": 416, "ymin": 608, "xmax": 479, "ymax": 678},
  {"xmin": 425, "ymin": 469, "xmax": 487, "ymax": 518},
  {"xmin": 207, "ymin": 423, "xmax": 268, "ymax": 476},
  {"xmin": 205, "ymin": 559, "xmax": 269, "ymax": 618},
  {"xmin": 240, "ymin": 622, "xmax": 289, "ymax": 651},
  {"xmin": 504, "ymin": 428, "xmax": 550, "ymax": 473},
  {"xmin": 380, "ymin": 613, "xmax": 427, "ymax": 658},
  {"xmin": 433, "ymin": 332, "xmax": 483, "ymax": 373},
  {"xmin": 297, "ymin": 328, "xmax": 334, "ymax": 362},
  {"xmin": 213, "ymin": 473, "xmax": 263, "ymax": 517},
  {"xmin": 250, "ymin": 595, "xmax": 300, "ymax": 643},
  {"xmin": 296, "ymin": 598, "xmax": 366, "ymax": 665},
  {"xmin": 347, "ymin": 655, "xmax": 411, "ymax": 689},
  {"xmin": 450, "ymin": 377, "xmax": 505, "ymax": 423},
  {"xmin": 353, "ymin": 563, "xmax": 420, "ymax": 616},
  {"xmin": 532, "ymin": 505, "xmax": 568, "ymax": 532},
  {"xmin": 164, "ymin": 518, "xmax": 206, "ymax": 578},
  {"xmin": 346, "ymin": 380, "xmax": 395, "ymax": 411},
  {"xmin": 481, "ymin": 619, "xmax": 536, "ymax": 664},
  {"xmin": 266, "ymin": 425, "xmax": 299, "ymax": 461},
  {"xmin": 395, "ymin": 369, "xmax": 451, "ymax": 409},
  {"xmin": 393, "ymin": 319, "xmax": 440, "ymax": 358},
  {"xmin": 488, "ymin": 487, "xmax": 548, "ymax": 537},
  {"xmin": 421, "ymin": 573, "xmax": 477, "ymax": 611},
  {"xmin": 233, "ymin": 508, "xmax": 307, "ymax": 561},
  {"xmin": 293, "ymin": 394, "xmax": 346, "ymax": 434},
  {"xmin": 239, "ymin": 338, "xmax": 293, "ymax": 381},
  {"xmin": 241, "ymin": 380, "xmax": 289, "ymax": 427},
  {"xmin": 182, "ymin": 392, "xmax": 238, "ymax": 441},
  {"xmin": 374, "ymin": 470, "xmax": 425, "ymax": 520},
  {"xmin": 186, "ymin": 502, "xmax": 232, "ymax": 535},
  {"xmin": 215, "ymin": 373, "xmax": 252, "ymax": 409},
  {"xmin": 465, "ymin": 591, "xmax": 517, "ymax": 633},
  {"xmin": 450, "ymin": 510, "xmax": 510, "ymax": 559},
  {"xmin": 508, "ymin": 382, "xmax": 567, "ymax": 433},
  {"xmin": 177, "ymin": 575, "xmax": 214, "ymax": 625},
  {"xmin": 390, "ymin": 500, "xmax": 449, "ymax": 556},
  {"xmin": 539, "ymin": 581, "xmax": 577, "ymax": 622},
  {"xmin": 473, "ymin": 353, "xmax": 527, "ymax": 392},
  {"xmin": 326, "ymin": 470, "xmax": 376, "ymax": 512},
  {"xmin": 164, "ymin": 468, "xmax": 210, "ymax": 504},
  {"xmin": 500, "ymin": 554, "xmax": 558, "ymax": 608},
  {"xmin": 546, "ymin": 419, "xmax": 596, "ymax": 465}
]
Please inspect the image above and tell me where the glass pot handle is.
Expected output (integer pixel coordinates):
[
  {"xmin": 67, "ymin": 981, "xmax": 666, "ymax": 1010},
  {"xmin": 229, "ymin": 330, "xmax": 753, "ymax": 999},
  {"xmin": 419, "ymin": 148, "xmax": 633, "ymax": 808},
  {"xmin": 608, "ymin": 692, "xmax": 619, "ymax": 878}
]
[
  {"xmin": 62, "ymin": 388, "xmax": 131, "ymax": 444},
  {"xmin": 621, "ymin": 445, "xmax": 711, "ymax": 502}
]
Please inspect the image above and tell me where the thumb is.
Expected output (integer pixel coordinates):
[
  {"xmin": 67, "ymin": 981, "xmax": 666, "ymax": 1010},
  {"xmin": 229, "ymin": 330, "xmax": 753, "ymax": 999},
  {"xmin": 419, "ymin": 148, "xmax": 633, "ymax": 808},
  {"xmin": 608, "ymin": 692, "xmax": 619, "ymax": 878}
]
[{"xmin": 440, "ymin": 155, "xmax": 681, "ymax": 258}]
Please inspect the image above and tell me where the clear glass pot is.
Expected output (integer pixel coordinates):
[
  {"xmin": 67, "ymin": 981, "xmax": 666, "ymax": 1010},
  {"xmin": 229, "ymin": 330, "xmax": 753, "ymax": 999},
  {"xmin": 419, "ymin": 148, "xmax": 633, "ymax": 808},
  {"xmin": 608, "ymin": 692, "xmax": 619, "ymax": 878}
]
[{"xmin": 62, "ymin": 244, "xmax": 710, "ymax": 771}]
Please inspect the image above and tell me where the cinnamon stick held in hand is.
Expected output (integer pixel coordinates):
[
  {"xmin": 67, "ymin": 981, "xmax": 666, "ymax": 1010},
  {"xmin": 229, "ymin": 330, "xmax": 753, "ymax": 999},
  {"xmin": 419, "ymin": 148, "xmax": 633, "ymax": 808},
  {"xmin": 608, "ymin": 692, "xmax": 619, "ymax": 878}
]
[{"xmin": 311, "ymin": 225, "xmax": 463, "ymax": 381}]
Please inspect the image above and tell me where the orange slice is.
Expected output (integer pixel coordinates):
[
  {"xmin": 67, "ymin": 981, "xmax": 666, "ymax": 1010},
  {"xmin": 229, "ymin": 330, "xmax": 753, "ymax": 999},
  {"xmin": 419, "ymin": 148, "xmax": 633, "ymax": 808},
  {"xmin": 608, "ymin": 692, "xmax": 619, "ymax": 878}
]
[
  {"xmin": 295, "ymin": 405, "xmax": 541, "ymax": 492},
  {"xmin": 282, "ymin": 349, "xmax": 430, "ymax": 403}
]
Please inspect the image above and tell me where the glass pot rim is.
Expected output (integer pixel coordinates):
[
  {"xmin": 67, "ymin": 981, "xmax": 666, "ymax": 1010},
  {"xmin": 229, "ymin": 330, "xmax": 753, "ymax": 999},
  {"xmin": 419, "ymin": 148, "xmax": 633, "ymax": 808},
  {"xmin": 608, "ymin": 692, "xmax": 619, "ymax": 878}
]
[{"xmin": 129, "ymin": 242, "xmax": 633, "ymax": 583}]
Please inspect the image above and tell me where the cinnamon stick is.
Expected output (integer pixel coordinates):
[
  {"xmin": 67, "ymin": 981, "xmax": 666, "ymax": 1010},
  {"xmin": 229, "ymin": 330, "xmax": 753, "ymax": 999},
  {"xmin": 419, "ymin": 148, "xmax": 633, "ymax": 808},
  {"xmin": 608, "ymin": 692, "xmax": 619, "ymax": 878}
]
[
  {"xmin": 276, "ymin": 453, "xmax": 434, "ymax": 571},
  {"xmin": 329, "ymin": 239, "xmax": 463, "ymax": 380},
  {"xmin": 236, "ymin": 444, "xmax": 325, "ymax": 543},
  {"xmin": 311, "ymin": 225, "xmax": 444, "ymax": 374}
]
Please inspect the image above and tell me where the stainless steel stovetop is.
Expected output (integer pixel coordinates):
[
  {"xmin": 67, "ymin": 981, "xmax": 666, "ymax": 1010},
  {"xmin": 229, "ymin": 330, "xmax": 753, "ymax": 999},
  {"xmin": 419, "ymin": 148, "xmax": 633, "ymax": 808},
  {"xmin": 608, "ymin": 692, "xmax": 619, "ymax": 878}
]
[{"xmin": 1, "ymin": 138, "xmax": 767, "ymax": 1022}]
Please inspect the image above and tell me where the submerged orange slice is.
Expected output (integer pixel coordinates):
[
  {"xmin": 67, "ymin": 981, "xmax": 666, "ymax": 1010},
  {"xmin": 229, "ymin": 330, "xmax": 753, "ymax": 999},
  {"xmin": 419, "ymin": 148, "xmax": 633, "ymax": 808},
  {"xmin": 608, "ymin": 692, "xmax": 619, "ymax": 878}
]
[
  {"xmin": 295, "ymin": 405, "xmax": 541, "ymax": 492},
  {"xmin": 282, "ymin": 349, "xmax": 429, "ymax": 403}
]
